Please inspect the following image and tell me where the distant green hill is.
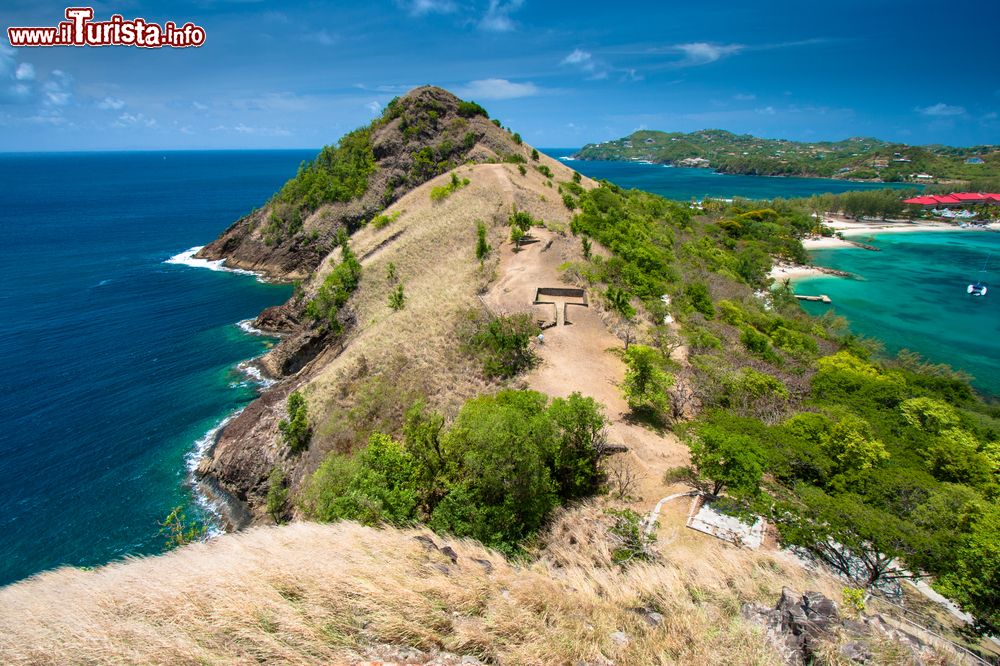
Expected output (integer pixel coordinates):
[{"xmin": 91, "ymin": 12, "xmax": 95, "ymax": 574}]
[{"xmin": 575, "ymin": 129, "xmax": 1000, "ymax": 184}]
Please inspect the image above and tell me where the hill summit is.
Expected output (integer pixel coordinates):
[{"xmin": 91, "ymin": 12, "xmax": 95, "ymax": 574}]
[{"xmin": 196, "ymin": 86, "xmax": 530, "ymax": 278}]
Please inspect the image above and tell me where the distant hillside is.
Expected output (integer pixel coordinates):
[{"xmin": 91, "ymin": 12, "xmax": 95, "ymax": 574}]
[{"xmin": 575, "ymin": 129, "xmax": 1000, "ymax": 184}]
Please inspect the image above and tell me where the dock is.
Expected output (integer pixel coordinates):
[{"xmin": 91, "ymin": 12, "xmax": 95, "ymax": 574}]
[{"xmin": 795, "ymin": 294, "xmax": 832, "ymax": 303}]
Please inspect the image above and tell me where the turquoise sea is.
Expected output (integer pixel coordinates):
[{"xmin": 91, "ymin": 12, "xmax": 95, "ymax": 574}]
[{"xmin": 796, "ymin": 232, "xmax": 1000, "ymax": 396}]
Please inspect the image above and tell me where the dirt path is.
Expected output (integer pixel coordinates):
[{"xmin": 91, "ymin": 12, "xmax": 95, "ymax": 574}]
[{"xmin": 484, "ymin": 227, "xmax": 691, "ymax": 506}]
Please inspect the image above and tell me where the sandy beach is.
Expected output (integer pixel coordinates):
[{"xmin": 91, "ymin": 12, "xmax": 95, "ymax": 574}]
[
  {"xmin": 799, "ymin": 216, "xmax": 1000, "ymax": 250},
  {"xmin": 775, "ymin": 216, "xmax": 999, "ymax": 280},
  {"xmin": 769, "ymin": 262, "xmax": 830, "ymax": 280}
]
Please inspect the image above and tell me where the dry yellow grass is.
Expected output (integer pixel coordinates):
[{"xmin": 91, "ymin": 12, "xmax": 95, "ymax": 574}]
[
  {"xmin": 291, "ymin": 159, "xmax": 594, "ymax": 464},
  {"xmin": 0, "ymin": 502, "xmax": 880, "ymax": 666}
]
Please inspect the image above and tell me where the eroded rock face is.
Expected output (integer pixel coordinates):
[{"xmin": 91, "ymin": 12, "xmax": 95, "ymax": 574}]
[{"xmin": 742, "ymin": 588, "xmax": 932, "ymax": 665}]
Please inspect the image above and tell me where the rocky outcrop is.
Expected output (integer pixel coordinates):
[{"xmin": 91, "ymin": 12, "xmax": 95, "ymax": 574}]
[
  {"xmin": 742, "ymin": 588, "xmax": 939, "ymax": 665},
  {"xmin": 196, "ymin": 86, "xmax": 525, "ymax": 281}
]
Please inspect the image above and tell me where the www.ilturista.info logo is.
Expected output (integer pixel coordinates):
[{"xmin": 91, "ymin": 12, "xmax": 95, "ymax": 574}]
[{"xmin": 7, "ymin": 7, "xmax": 206, "ymax": 48}]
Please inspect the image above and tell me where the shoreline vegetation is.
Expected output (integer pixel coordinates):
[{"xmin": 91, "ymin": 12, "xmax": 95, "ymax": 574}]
[{"xmin": 575, "ymin": 129, "xmax": 999, "ymax": 185}]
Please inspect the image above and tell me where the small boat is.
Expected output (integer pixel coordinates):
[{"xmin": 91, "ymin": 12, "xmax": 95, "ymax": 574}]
[{"xmin": 967, "ymin": 253, "xmax": 991, "ymax": 297}]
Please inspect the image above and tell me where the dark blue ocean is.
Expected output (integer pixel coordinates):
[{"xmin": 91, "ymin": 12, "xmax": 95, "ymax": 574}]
[
  {"xmin": 0, "ymin": 151, "xmax": 306, "ymax": 586},
  {"xmin": 0, "ymin": 149, "xmax": 965, "ymax": 587}
]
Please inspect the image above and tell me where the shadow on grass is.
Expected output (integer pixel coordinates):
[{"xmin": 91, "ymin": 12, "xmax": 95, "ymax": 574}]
[{"xmin": 622, "ymin": 407, "xmax": 670, "ymax": 435}]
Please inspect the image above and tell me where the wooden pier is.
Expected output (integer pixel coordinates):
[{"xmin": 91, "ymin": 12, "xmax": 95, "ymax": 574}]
[{"xmin": 795, "ymin": 294, "xmax": 832, "ymax": 303}]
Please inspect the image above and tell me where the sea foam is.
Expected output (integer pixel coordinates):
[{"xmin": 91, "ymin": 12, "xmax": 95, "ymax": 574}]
[{"xmin": 165, "ymin": 246, "xmax": 264, "ymax": 280}]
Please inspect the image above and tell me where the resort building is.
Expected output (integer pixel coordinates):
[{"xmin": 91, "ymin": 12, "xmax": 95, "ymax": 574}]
[{"xmin": 903, "ymin": 192, "xmax": 1000, "ymax": 208}]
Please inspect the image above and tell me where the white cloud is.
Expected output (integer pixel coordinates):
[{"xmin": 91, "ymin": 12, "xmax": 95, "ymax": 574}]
[
  {"xmin": 915, "ymin": 102, "xmax": 965, "ymax": 117},
  {"xmin": 673, "ymin": 42, "xmax": 744, "ymax": 66},
  {"xmin": 114, "ymin": 112, "xmax": 157, "ymax": 128},
  {"xmin": 560, "ymin": 49, "xmax": 609, "ymax": 79},
  {"xmin": 14, "ymin": 63, "xmax": 34, "ymax": 81},
  {"xmin": 41, "ymin": 70, "xmax": 73, "ymax": 108},
  {"xmin": 755, "ymin": 106, "xmax": 776, "ymax": 115},
  {"xmin": 96, "ymin": 96, "xmax": 125, "ymax": 110},
  {"xmin": 398, "ymin": 0, "xmax": 457, "ymax": 15},
  {"xmin": 562, "ymin": 49, "xmax": 592, "ymax": 67},
  {"xmin": 733, "ymin": 93, "xmax": 756, "ymax": 101},
  {"xmin": 457, "ymin": 78, "xmax": 538, "ymax": 100},
  {"xmin": 211, "ymin": 123, "xmax": 291, "ymax": 137},
  {"xmin": 192, "ymin": 101, "xmax": 208, "ymax": 111},
  {"xmin": 479, "ymin": 0, "xmax": 524, "ymax": 32},
  {"xmin": 366, "ymin": 100, "xmax": 382, "ymax": 115}
]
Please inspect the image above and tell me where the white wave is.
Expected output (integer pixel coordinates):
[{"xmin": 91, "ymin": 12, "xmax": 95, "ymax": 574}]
[
  {"xmin": 236, "ymin": 359, "xmax": 275, "ymax": 388},
  {"xmin": 165, "ymin": 246, "xmax": 263, "ymax": 280},
  {"xmin": 558, "ymin": 156, "xmax": 576, "ymax": 161},
  {"xmin": 184, "ymin": 410, "xmax": 243, "ymax": 474},
  {"xmin": 236, "ymin": 318, "xmax": 268, "ymax": 336}
]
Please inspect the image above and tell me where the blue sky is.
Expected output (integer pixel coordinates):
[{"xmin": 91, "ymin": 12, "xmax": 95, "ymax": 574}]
[{"xmin": 1, "ymin": 0, "xmax": 998, "ymax": 151}]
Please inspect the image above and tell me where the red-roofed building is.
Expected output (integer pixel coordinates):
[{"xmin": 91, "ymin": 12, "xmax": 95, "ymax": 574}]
[{"xmin": 903, "ymin": 192, "xmax": 1000, "ymax": 208}]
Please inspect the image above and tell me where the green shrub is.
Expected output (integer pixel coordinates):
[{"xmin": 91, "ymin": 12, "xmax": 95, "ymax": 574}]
[
  {"xmin": 534, "ymin": 164, "xmax": 553, "ymax": 178},
  {"xmin": 304, "ymin": 433, "xmax": 419, "ymax": 525},
  {"xmin": 517, "ymin": 164, "xmax": 527, "ymax": 176},
  {"xmin": 562, "ymin": 193, "xmax": 577, "ymax": 210},
  {"xmin": 274, "ymin": 128, "xmax": 375, "ymax": 215},
  {"xmin": 475, "ymin": 220, "xmax": 491, "ymax": 260},
  {"xmin": 279, "ymin": 391, "xmax": 311, "ymax": 453},
  {"xmin": 466, "ymin": 312, "xmax": 539, "ymax": 378},
  {"xmin": 266, "ymin": 467, "xmax": 289, "ymax": 524},
  {"xmin": 531, "ymin": 148, "xmax": 539, "ymax": 161},
  {"xmin": 388, "ymin": 283, "xmax": 405, "ymax": 310},
  {"xmin": 607, "ymin": 508, "xmax": 656, "ymax": 565},
  {"xmin": 430, "ymin": 172, "xmax": 470, "ymax": 202},
  {"xmin": 371, "ymin": 210, "xmax": 401, "ymax": 229},
  {"xmin": 684, "ymin": 282, "xmax": 715, "ymax": 318},
  {"xmin": 621, "ymin": 345, "xmax": 673, "ymax": 416},
  {"xmin": 513, "ymin": 132, "xmax": 523, "ymax": 145},
  {"xmin": 305, "ymin": 390, "xmax": 607, "ymax": 555},
  {"xmin": 457, "ymin": 100, "xmax": 489, "ymax": 118},
  {"xmin": 304, "ymin": 241, "xmax": 363, "ymax": 331}
]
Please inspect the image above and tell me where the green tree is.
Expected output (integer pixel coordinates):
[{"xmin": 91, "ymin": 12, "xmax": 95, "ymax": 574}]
[
  {"xmin": 279, "ymin": 391, "xmax": 311, "ymax": 453},
  {"xmin": 621, "ymin": 345, "xmax": 673, "ymax": 416},
  {"xmin": 689, "ymin": 422, "xmax": 765, "ymax": 497},
  {"xmin": 939, "ymin": 504, "xmax": 1000, "ymax": 633},
  {"xmin": 531, "ymin": 148, "xmax": 539, "ymax": 161},
  {"xmin": 605, "ymin": 286, "xmax": 636, "ymax": 320},
  {"xmin": 512, "ymin": 132, "xmax": 523, "ymax": 145},
  {"xmin": 581, "ymin": 236, "xmax": 592, "ymax": 259},
  {"xmin": 475, "ymin": 220, "xmax": 491, "ymax": 260},
  {"xmin": 684, "ymin": 282, "xmax": 715, "ymax": 318},
  {"xmin": 546, "ymin": 393, "xmax": 607, "ymax": 500},
  {"xmin": 510, "ymin": 225, "xmax": 525, "ymax": 249},
  {"xmin": 776, "ymin": 486, "xmax": 918, "ymax": 588},
  {"xmin": 159, "ymin": 506, "xmax": 206, "ymax": 550},
  {"xmin": 304, "ymin": 433, "xmax": 419, "ymax": 526},
  {"xmin": 266, "ymin": 467, "xmax": 289, "ymax": 524}
]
